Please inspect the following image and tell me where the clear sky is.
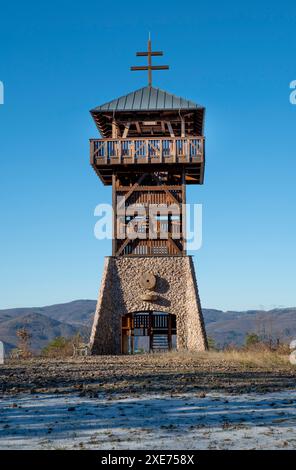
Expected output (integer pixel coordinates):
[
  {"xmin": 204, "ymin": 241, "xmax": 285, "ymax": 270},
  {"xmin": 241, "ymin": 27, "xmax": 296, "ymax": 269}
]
[{"xmin": 0, "ymin": 0, "xmax": 295, "ymax": 311}]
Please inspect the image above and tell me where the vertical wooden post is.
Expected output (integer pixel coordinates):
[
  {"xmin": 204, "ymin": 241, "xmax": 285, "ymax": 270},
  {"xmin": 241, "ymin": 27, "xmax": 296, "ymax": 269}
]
[
  {"xmin": 131, "ymin": 140, "xmax": 135, "ymax": 163},
  {"xmin": 173, "ymin": 139, "xmax": 176, "ymax": 163},
  {"xmin": 90, "ymin": 140, "xmax": 94, "ymax": 165},
  {"xmin": 112, "ymin": 173, "xmax": 117, "ymax": 256},
  {"xmin": 149, "ymin": 311, "xmax": 153, "ymax": 352},
  {"xmin": 168, "ymin": 314, "xmax": 172, "ymax": 350},
  {"xmin": 168, "ymin": 208, "xmax": 172, "ymax": 242},
  {"xmin": 118, "ymin": 140, "xmax": 122, "ymax": 164},
  {"xmin": 182, "ymin": 170, "xmax": 186, "ymax": 255},
  {"xmin": 120, "ymin": 316, "xmax": 123, "ymax": 354},
  {"xmin": 112, "ymin": 119, "xmax": 117, "ymax": 138},
  {"xmin": 104, "ymin": 141, "xmax": 108, "ymax": 164},
  {"xmin": 181, "ymin": 117, "xmax": 185, "ymax": 138}
]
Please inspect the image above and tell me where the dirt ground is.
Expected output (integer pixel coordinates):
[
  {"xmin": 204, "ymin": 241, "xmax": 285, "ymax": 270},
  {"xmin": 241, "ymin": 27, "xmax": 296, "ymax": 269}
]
[{"xmin": 1, "ymin": 352, "xmax": 295, "ymax": 397}]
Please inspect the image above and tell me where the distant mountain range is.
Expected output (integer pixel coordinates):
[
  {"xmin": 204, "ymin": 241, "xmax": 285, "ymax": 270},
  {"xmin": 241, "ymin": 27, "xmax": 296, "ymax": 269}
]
[
  {"xmin": 0, "ymin": 300, "xmax": 93, "ymax": 353},
  {"xmin": 0, "ymin": 300, "xmax": 295, "ymax": 352},
  {"xmin": 205, "ymin": 307, "xmax": 296, "ymax": 347}
]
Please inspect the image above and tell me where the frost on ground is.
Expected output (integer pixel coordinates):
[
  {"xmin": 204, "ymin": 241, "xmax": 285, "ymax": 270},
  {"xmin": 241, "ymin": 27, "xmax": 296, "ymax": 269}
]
[{"xmin": 1, "ymin": 390, "xmax": 296, "ymax": 450}]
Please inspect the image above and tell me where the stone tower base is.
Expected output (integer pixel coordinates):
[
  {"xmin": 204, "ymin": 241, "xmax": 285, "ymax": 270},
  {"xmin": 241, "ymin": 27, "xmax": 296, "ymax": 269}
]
[{"xmin": 90, "ymin": 256, "xmax": 208, "ymax": 354}]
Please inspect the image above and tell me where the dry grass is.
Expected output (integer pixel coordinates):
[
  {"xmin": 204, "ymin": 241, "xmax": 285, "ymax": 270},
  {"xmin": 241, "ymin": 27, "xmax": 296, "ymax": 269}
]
[
  {"xmin": 148, "ymin": 348, "xmax": 291, "ymax": 370},
  {"xmin": 200, "ymin": 350, "xmax": 290, "ymax": 368}
]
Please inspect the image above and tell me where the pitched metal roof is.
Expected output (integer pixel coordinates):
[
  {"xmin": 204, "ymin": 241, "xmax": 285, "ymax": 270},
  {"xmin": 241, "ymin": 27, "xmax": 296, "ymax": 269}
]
[{"xmin": 91, "ymin": 86, "xmax": 203, "ymax": 112}]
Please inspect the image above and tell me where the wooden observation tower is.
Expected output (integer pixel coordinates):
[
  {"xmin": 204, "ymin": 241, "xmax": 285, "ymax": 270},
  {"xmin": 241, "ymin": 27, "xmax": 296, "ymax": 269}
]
[{"xmin": 89, "ymin": 39, "xmax": 208, "ymax": 354}]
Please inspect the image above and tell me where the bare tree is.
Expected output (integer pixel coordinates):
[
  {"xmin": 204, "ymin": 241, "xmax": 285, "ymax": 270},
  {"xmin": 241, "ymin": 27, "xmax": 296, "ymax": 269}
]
[{"xmin": 16, "ymin": 328, "xmax": 32, "ymax": 358}]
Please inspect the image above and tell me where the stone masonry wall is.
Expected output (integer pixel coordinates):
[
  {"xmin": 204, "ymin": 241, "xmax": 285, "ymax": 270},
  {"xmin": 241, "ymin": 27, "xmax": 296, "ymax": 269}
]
[{"xmin": 90, "ymin": 256, "xmax": 208, "ymax": 354}]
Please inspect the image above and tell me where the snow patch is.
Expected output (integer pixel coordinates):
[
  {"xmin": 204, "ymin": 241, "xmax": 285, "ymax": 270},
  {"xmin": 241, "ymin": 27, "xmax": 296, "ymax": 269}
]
[{"xmin": 0, "ymin": 390, "xmax": 296, "ymax": 449}]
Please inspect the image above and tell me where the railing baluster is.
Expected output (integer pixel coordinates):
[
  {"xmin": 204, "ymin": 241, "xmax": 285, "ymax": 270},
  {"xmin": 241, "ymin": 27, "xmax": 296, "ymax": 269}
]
[
  {"xmin": 173, "ymin": 139, "xmax": 176, "ymax": 162},
  {"xmin": 131, "ymin": 140, "xmax": 135, "ymax": 163},
  {"xmin": 104, "ymin": 141, "xmax": 108, "ymax": 164}
]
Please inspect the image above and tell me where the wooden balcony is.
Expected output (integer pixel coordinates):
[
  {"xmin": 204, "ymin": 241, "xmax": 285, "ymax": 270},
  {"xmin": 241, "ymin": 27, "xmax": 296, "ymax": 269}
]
[{"xmin": 90, "ymin": 136, "xmax": 204, "ymax": 165}]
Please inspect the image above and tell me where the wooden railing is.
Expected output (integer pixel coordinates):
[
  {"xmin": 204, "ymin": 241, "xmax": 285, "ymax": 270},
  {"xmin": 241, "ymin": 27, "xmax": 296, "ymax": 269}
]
[
  {"xmin": 118, "ymin": 220, "xmax": 182, "ymax": 237},
  {"xmin": 119, "ymin": 239, "xmax": 183, "ymax": 256},
  {"xmin": 90, "ymin": 136, "xmax": 204, "ymax": 164}
]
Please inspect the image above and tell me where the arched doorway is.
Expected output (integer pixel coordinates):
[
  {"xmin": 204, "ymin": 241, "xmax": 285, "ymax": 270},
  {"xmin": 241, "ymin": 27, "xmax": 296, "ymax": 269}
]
[{"xmin": 121, "ymin": 311, "xmax": 177, "ymax": 354}]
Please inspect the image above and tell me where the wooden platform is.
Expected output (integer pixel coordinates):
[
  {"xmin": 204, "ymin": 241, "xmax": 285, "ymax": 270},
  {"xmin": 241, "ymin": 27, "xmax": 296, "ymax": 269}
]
[{"xmin": 90, "ymin": 136, "xmax": 205, "ymax": 185}]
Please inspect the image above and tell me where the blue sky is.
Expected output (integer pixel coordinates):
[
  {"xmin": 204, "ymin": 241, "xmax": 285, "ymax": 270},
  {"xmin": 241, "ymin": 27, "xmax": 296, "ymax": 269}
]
[{"xmin": 0, "ymin": 0, "xmax": 295, "ymax": 311}]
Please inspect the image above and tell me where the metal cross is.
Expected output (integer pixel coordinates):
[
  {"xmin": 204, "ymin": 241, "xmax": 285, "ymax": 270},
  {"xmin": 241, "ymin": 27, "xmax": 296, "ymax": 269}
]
[{"xmin": 131, "ymin": 36, "xmax": 169, "ymax": 87}]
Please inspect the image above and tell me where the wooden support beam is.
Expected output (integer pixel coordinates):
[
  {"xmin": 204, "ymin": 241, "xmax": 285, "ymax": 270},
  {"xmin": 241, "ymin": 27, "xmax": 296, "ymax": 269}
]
[
  {"xmin": 122, "ymin": 121, "xmax": 131, "ymax": 138},
  {"xmin": 117, "ymin": 185, "xmax": 182, "ymax": 191},
  {"xmin": 115, "ymin": 237, "xmax": 131, "ymax": 256},
  {"xmin": 112, "ymin": 120, "xmax": 116, "ymax": 138},
  {"xmin": 112, "ymin": 173, "xmax": 117, "ymax": 256},
  {"xmin": 168, "ymin": 237, "xmax": 182, "ymax": 254},
  {"xmin": 135, "ymin": 122, "xmax": 141, "ymax": 134},
  {"xmin": 163, "ymin": 187, "xmax": 180, "ymax": 205},
  {"xmin": 166, "ymin": 121, "xmax": 175, "ymax": 137},
  {"xmin": 112, "ymin": 119, "xmax": 121, "ymax": 138},
  {"xmin": 117, "ymin": 173, "xmax": 147, "ymax": 209},
  {"xmin": 168, "ymin": 122, "xmax": 174, "ymax": 137},
  {"xmin": 181, "ymin": 118, "xmax": 185, "ymax": 138},
  {"xmin": 182, "ymin": 170, "xmax": 186, "ymax": 254}
]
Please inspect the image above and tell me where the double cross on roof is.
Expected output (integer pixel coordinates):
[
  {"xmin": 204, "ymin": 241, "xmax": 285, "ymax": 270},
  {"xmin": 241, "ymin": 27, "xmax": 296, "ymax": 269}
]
[{"xmin": 131, "ymin": 35, "xmax": 169, "ymax": 87}]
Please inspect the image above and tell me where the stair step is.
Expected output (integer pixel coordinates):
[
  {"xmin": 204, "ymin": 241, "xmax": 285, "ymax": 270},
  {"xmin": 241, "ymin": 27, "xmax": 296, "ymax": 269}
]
[{"xmin": 152, "ymin": 335, "xmax": 169, "ymax": 351}]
